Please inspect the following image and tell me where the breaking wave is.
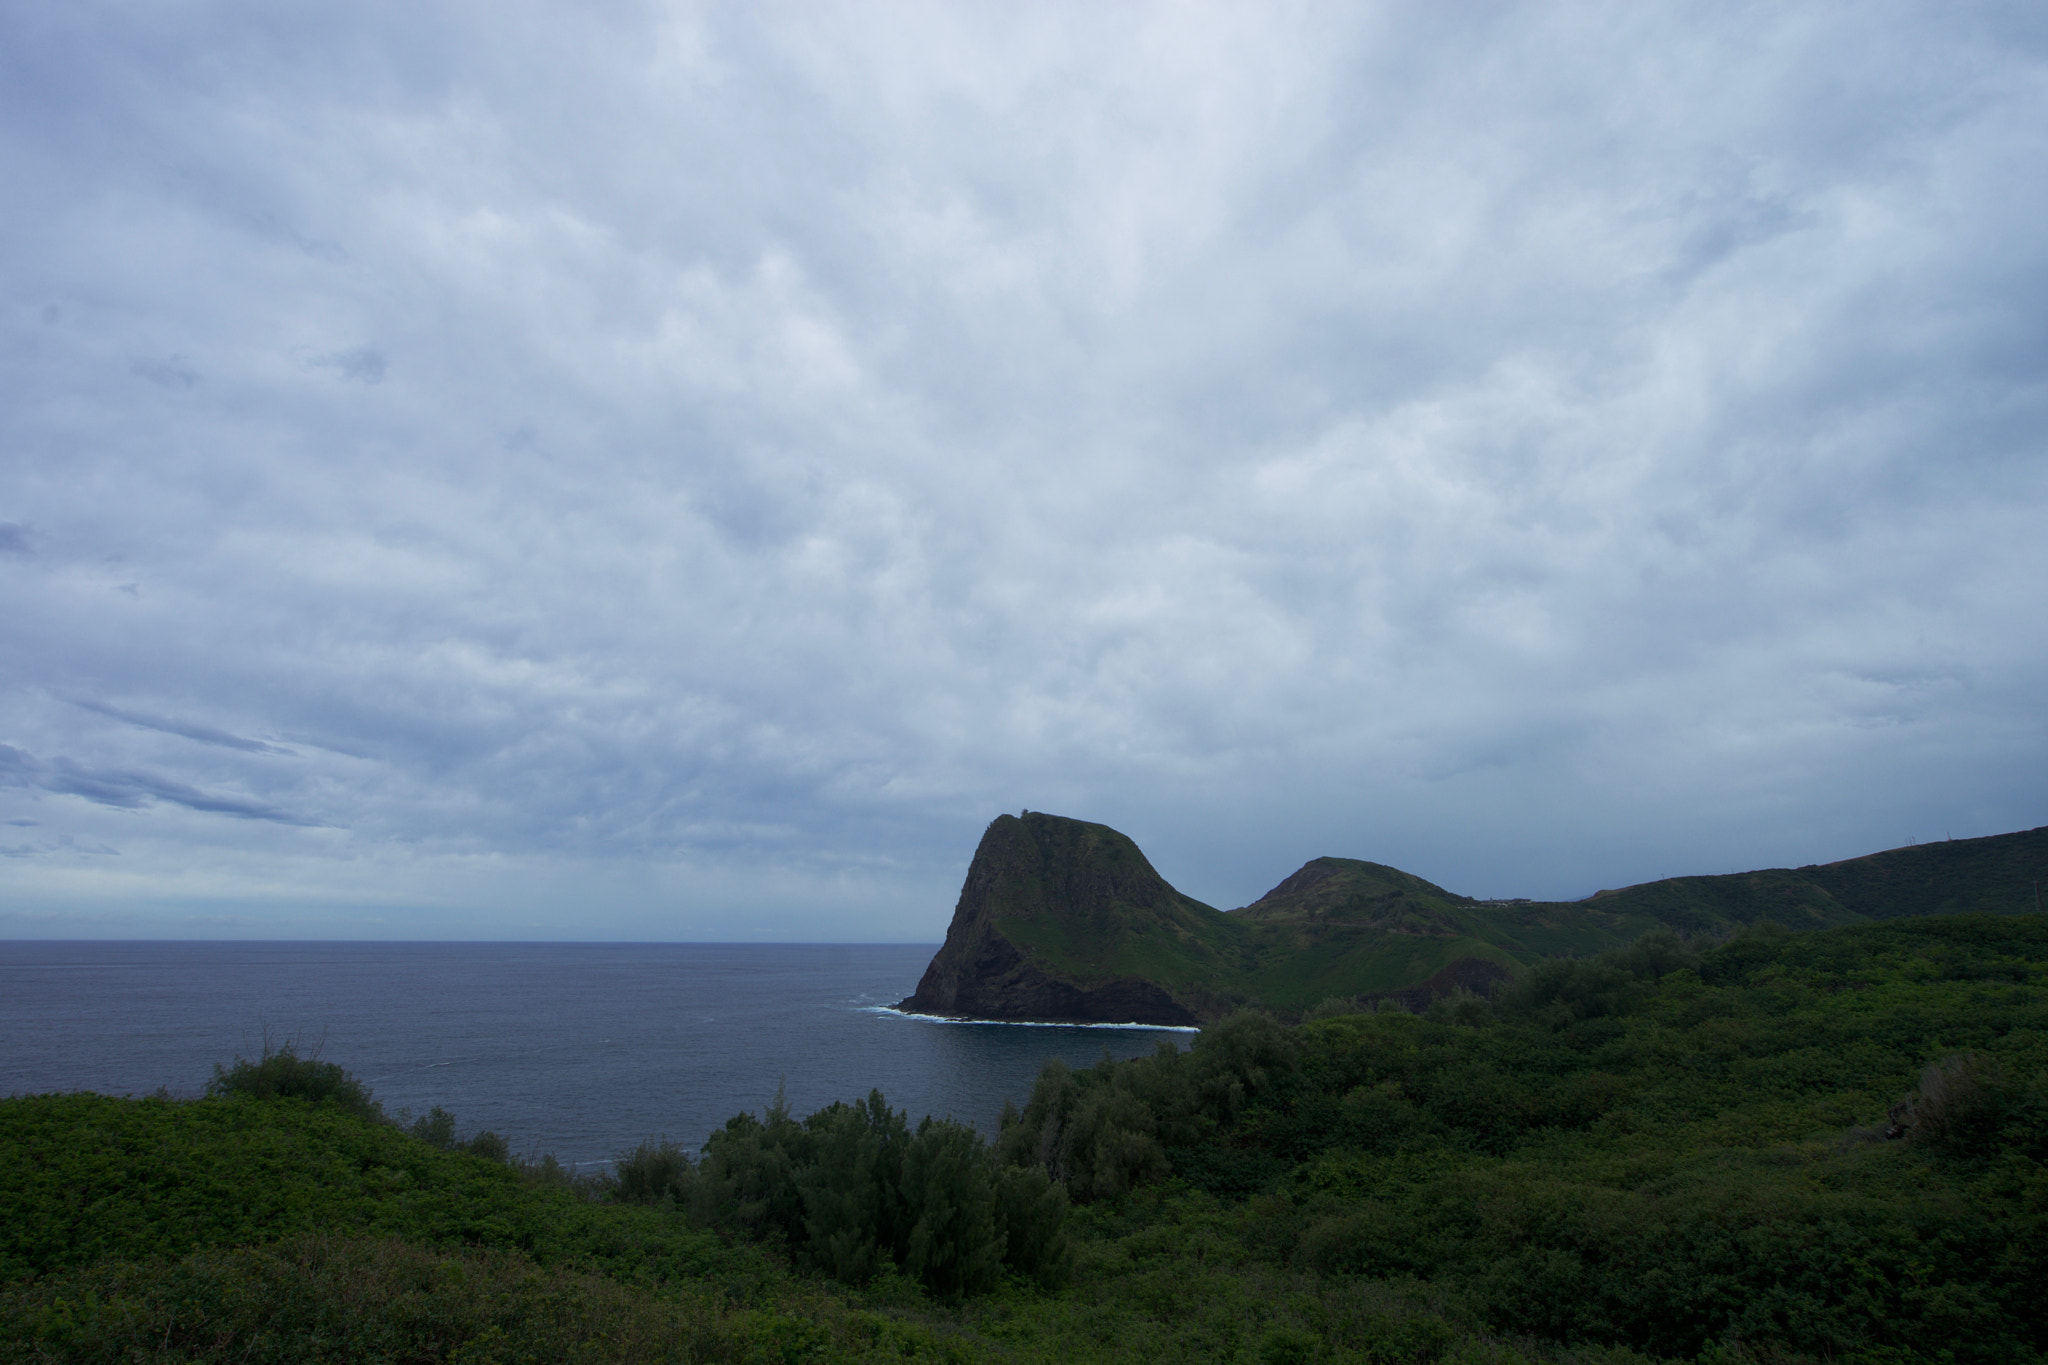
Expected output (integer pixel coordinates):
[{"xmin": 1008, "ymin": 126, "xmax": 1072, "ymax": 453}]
[{"xmin": 870, "ymin": 1005, "xmax": 1199, "ymax": 1033}]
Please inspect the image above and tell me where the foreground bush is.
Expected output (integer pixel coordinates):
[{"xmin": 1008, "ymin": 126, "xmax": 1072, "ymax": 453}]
[
  {"xmin": 0, "ymin": 1235, "xmax": 965, "ymax": 1365},
  {"xmin": 995, "ymin": 914, "xmax": 2048, "ymax": 1361},
  {"xmin": 409, "ymin": 1104, "xmax": 513, "ymax": 1163},
  {"xmin": 0, "ymin": 1090, "xmax": 745, "ymax": 1286},
  {"xmin": 207, "ymin": 1040, "xmax": 382, "ymax": 1123},
  {"xmin": 611, "ymin": 1089, "xmax": 1072, "ymax": 1297}
]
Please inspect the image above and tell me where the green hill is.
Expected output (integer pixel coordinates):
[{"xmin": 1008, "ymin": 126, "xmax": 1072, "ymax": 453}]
[
  {"xmin": 899, "ymin": 812, "xmax": 1251, "ymax": 1024},
  {"xmin": 903, "ymin": 815, "xmax": 2048, "ymax": 1022},
  {"xmin": 991, "ymin": 912, "xmax": 2048, "ymax": 1362}
]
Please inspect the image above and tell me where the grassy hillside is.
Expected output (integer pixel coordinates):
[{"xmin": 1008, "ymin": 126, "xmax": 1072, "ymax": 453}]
[
  {"xmin": 977, "ymin": 818, "xmax": 2048, "ymax": 1016},
  {"xmin": 1806, "ymin": 829, "xmax": 2048, "ymax": 918},
  {"xmin": 1466, "ymin": 825, "xmax": 2048, "ymax": 957},
  {"xmin": 6, "ymin": 913, "xmax": 2043, "ymax": 1363},
  {"xmin": 995, "ymin": 913, "xmax": 2048, "ymax": 1363},
  {"xmin": 977, "ymin": 813, "xmax": 1254, "ymax": 991}
]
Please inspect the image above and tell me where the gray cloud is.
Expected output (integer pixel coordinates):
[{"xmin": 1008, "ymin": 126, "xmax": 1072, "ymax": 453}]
[
  {"xmin": 0, "ymin": 745, "xmax": 37, "ymax": 787},
  {"xmin": 1, "ymin": 833, "xmax": 116, "ymax": 858},
  {"xmin": 0, "ymin": 743, "xmax": 313, "ymax": 825},
  {"xmin": 72, "ymin": 699, "xmax": 294, "ymax": 754},
  {"xmin": 44, "ymin": 760, "xmax": 307, "ymax": 822},
  {"xmin": 0, "ymin": 0, "xmax": 2042, "ymax": 937},
  {"xmin": 308, "ymin": 347, "xmax": 386, "ymax": 384},
  {"xmin": 130, "ymin": 355, "xmax": 198, "ymax": 389}
]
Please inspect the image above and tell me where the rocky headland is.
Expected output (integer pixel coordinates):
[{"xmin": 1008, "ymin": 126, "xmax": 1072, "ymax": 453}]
[
  {"xmin": 900, "ymin": 812, "xmax": 2048, "ymax": 1025},
  {"xmin": 898, "ymin": 812, "xmax": 1226, "ymax": 1025}
]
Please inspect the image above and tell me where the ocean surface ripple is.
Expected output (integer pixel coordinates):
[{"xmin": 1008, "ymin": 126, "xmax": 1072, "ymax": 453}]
[{"xmin": 0, "ymin": 942, "xmax": 1179, "ymax": 1170}]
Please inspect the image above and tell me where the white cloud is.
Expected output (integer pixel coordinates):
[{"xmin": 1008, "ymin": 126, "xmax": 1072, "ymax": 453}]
[{"xmin": 1, "ymin": 0, "xmax": 2043, "ymax": 935}]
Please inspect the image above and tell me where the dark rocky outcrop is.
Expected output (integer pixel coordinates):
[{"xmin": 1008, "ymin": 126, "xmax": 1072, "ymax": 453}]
[
  {"xmin": 900, "ymin": 929, "xmax": 1199, "ymax": 1026},
  {"xmin": 898, "ymin": 812, "xmax": 1228, "ymax": 1025}
]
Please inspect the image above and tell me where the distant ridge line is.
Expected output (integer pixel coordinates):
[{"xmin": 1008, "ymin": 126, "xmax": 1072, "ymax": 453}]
[{"xmin": 899, "ymin": 814, "xmax": 2048, "ymax": 1025}]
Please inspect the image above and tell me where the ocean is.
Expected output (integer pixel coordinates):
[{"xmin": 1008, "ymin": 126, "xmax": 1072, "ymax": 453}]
[{"xmin": 0, "ymin": 941, "xmax": 1187, "ymax": 1171}]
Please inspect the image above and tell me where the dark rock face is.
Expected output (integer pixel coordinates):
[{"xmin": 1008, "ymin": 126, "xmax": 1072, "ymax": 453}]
[
  {"xmin": 900, "ymin": 937, "xmax": 1198, "ymax": 1026},
  {"xmin": 898, "ymin": 812, "xmax": 1207, "ymax": 1026}
]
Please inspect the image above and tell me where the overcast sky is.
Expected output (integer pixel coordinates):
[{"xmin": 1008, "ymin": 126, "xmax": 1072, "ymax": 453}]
[{"xmin": 3, "ymin": 1, "xmax": 2044, "ymax": 941}]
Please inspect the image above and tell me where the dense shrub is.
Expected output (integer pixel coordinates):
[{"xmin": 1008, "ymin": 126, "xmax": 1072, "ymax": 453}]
[
  {"xmin": 900, "ymin": 1117, "xmax": 1003, "ymax": 1298},
  {"xmin": 1493, "ymin": 956, "xmax": 1637, "ymax": 1028},
  {"xmin": 797, "ymin": 1093, "xmax": 908, "ymax": 1283},
  {"xmin": 684, "ymin": 1087, "xmax": 1070, "ymax": 1298},
  {"xmin": 991, "ymin": 1161, "xmax": 1072, "ymax": 1288},
  {"xmin": 996, "ymin": 1010, "xmax": 1303, "ymax": 1197},
  {"xmin": 0, "ymin": 1234, "xmax": 949, "ymax": 1365},
  {"xmin": 0, "ymin": 1090, "xmax": 709, "ymax": 1282},
  {"xmin": 409, "ymin": 1103, "xmax": 459, "ymax": 1148},
  {"xmin": 206, "ymin": 1040, "xmax": 381, "ymax": 1122},
  {"xmin": 407, "ymin": 1104, "xmax": 511, "ymax": 1163},
  {"xmin": 610, "ymin": 1136, "xmax": 695, "ymax": 1206},
  {"xmin": 697, "ymin": 1090, "xmax": 812, "ymax": 1241},
  {"xmin": 1895, "ymin": 1051, "xmax": 2048, "ymax": 1160},
  {"xmin": 989, "ymin": 915, "xmax": 2048, "ymax": 1360}
]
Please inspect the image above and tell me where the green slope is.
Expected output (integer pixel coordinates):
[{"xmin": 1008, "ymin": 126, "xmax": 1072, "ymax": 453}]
[
  {"xmin": 1217, "ymin": 825, "xmax": 2048, "ymax": 1010},
  {"xmin": 915, "ymin": 816, "xmax": 2048, "ymax": 1020},
  {"xmin": 975, "ymin": 813, "xmax": 1255, "ymax": 992},
  {"xmin": 1510, "ymin": 824, "xmax": 2048, "ymax": 937},
  {"xmin": 1227, "ymin": 857, "xmax": 1529, "ymax": 1007},
  {"xmin": 1807, "ymin": 828, "xmax": 2048, "ymax": 918},
  {"xmin": 992, "ymin": 912, "xmax": 2048, "ymax": 1362}
]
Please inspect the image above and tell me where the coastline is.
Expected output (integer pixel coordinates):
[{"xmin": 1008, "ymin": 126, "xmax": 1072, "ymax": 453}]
[{"xmin": 874, "ymin": 1005, "xmax": 1200, "ymax": 1033}]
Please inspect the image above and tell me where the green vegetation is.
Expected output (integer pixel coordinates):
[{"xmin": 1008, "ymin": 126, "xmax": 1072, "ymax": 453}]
[
  {"xmin": 4, "ymin": 913, "xmax": 2045, "ymax": 1362},
  {"xmin": 623, "ymin": 1088, "xmax": 1072, "ymax": 1298},
  {"xmin": 206, "ymin": 1038, "xmax": 383, "ymax": 1120},
  {"xmin": 997, "ymin": 915, "xmax": 2048, "ymax": 1362},
  {"xmin": 914, "ymin": 814, "xmax": 2048, "ymax": 1020}
]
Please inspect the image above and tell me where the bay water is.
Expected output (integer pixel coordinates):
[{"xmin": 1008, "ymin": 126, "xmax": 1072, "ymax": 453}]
[{"xmin": 0, "ymin": 942, "xmax": 1187, "ymax": 1171}]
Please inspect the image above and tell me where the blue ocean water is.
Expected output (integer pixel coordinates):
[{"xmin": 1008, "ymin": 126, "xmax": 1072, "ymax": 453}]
[{"xmin": 0, "ymin": 942, "xmax": 1187, "ymax": 1170}]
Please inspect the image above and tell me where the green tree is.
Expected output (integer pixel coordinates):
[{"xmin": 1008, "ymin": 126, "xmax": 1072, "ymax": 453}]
[
  {"xmin": 901, "ymin": 1118, "xmax": 1002, "ymax": 1299},
  {"xmin": 207, "ymin": 1041, "xmax": 381, "ymax": 1123},
  {"xmin": 993, "ymin": 1161, "xmax": 1071, "ymax": 1287},
  {"xmin": 610, "ymin": 1137, "xmax": 694, "ymax": 1205},
  {"xmin": 698, "ymin": 1088, "xmax": 811, "ymax": 1244},
  {"xmin": 797, "ymin": 1091, "xmax": 908, "ymax": 1283}
]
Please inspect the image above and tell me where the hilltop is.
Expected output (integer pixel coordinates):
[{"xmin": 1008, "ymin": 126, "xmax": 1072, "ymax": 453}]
[
  {"xmin": 898, "ymin": 812, "xmax": 1244, "ymax": 1024},
  {"xmin": 901, "ymin": 813, "xmax": 2048, "ymax": 1022}
]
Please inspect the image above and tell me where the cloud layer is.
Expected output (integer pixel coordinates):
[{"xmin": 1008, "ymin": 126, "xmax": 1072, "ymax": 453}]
[{"xmin": 3, "ymin": 0, "xmax": 2045, "ymax": 937}]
